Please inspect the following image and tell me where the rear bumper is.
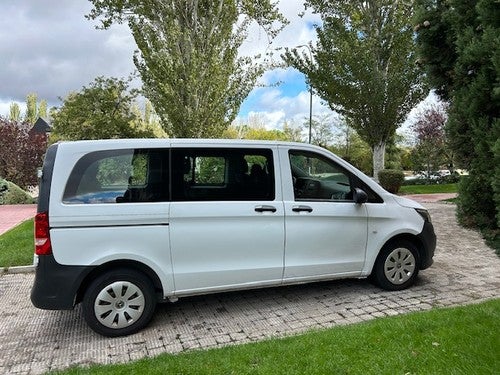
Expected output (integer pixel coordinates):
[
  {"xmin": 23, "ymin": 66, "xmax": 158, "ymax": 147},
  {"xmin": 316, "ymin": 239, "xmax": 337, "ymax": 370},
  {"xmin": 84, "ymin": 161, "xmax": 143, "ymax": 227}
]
[
  {"xmin": 31, "ymin": 255, "xmax": 95, "ymax": 310},
  {"xmin": 417, "ymin": 221, "xmax": 436, "ymax": 270}
]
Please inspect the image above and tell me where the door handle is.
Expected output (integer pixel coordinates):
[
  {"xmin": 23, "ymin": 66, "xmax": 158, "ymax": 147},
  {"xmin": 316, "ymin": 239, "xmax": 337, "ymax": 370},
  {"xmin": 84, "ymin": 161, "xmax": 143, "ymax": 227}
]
[
  {"xmin": 255, "ymin": 205, "xmax": 277, "ymax": 213},
  {"xmin": 292, "ymin": 205, "xmax": 313, "ymax": 213}
]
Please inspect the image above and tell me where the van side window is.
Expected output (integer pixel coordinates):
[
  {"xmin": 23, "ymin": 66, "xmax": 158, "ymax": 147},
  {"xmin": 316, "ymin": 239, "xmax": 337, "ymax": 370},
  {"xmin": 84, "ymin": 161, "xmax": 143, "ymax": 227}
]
[
  {"xmin": 289, "ymin": 150, "xmax": 354, "ymax": 201},
  {"xmin": 172, "ymin": 148, "xmax": 274, "ymax": 201},
  {"xmin": 63, "ymin": 149, "xmax": 169, "ymax": 204}
]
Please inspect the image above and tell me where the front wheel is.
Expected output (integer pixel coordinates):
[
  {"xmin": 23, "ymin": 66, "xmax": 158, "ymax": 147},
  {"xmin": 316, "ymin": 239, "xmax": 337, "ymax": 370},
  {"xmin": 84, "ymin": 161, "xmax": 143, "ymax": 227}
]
[
  {"xmin": 372, "ymin": 241, "xmax": 420, "ymax": 291},
  {"xmin": 82, "ymin": 268, "xmax": 157, "ymax": 337}
]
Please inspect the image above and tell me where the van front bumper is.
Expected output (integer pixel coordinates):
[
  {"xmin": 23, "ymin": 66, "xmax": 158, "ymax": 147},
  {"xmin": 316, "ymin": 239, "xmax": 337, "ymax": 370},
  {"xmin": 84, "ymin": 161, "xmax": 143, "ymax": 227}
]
[
  {"xmin": 417, "ymin": 221, "xmax": 436, "ymax": 270},
  {"xmin": 31, "ymin": 255, "xmax": 94, "ymax": 310}
]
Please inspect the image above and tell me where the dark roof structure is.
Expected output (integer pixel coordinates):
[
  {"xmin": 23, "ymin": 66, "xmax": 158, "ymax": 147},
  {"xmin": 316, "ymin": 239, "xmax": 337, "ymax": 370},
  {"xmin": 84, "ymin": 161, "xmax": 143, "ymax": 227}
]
[{"xmin": 31, "ymin": 117, "xmax": 51, "ymax": 133}]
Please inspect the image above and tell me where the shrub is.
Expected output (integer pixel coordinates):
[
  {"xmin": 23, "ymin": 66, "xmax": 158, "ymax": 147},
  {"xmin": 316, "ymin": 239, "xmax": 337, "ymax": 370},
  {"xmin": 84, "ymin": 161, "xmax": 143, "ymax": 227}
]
[
  {"xmin": 378, "ymin": 169, "xmax": 405, "ymax": 193},
  {"xmin": 0, "ymin": 117, "xmax": 47, "ymax": 189},
  {"xmin": 0, "ymin": 178, "xmax": 35, "ymax": 205},
  {"xmin": 402, "ymin": 171, "xmax": 461, "ymax": 186}
]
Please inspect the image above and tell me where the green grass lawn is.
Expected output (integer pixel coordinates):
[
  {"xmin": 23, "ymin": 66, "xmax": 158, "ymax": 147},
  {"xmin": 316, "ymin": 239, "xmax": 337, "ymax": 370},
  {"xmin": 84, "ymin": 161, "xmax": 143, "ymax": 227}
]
[
  {"xmin": 52, "ymin": 299, "xmax": 500, "ymax": 375},
  {"xmin": 399, "ymin": 183, "xmax": 458, "ymax": 195},
  {"xmin": 0, "ymin": 219, "xmax": 34, "ymax": 267}
]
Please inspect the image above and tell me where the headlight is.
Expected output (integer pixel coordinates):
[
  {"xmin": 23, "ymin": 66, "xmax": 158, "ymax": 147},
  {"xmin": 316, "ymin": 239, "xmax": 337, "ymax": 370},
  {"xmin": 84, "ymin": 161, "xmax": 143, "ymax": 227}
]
[{"xmin": 415, "ymin": 208, "xmax": 432, "ymax": 223}]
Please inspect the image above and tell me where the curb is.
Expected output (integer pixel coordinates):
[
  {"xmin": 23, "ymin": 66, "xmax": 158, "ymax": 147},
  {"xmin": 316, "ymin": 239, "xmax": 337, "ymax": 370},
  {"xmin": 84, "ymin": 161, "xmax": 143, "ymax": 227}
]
[{"xmin": 0, "ymin": 265, "xmax": 35, "ymax": 275}]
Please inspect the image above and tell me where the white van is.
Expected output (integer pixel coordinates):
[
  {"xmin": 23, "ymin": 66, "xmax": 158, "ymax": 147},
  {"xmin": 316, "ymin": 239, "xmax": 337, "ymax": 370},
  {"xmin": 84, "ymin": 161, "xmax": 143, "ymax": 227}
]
[{"xmin": 31, "ymin": 139, "xmax": 435, "ymax": 336}]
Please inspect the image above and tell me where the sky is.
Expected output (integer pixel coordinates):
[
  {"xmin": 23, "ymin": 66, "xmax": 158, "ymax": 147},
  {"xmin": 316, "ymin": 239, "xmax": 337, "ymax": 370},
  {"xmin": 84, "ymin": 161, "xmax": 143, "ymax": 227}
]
[
  {"xmin": 0, "ymin": 0, "xmax": 336, "ymax": 131},
  {"xmin": 0, "ymin": 1, "xmax": 432, "ymax": 134}
]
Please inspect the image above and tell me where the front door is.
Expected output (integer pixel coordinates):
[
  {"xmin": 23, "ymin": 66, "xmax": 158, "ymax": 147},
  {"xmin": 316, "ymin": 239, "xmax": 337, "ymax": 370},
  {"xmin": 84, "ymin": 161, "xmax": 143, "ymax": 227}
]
[{"xmin": 282, "ymin": 148, "xmax": 368, "ymax": 280}]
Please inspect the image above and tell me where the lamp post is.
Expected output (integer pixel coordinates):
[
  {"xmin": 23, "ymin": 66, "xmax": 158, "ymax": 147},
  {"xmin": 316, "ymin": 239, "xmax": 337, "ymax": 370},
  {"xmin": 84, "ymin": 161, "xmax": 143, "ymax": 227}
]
[{"xmin": 296, "ymin": 44, "xmax": 313, "ymax": 144}]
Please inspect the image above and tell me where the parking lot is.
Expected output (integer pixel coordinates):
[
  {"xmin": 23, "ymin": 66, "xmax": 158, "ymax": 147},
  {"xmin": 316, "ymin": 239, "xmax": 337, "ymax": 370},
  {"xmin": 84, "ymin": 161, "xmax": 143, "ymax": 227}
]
[{"xmin": 0, "ymin": 202, "xmax": 499, "ymax": 374}]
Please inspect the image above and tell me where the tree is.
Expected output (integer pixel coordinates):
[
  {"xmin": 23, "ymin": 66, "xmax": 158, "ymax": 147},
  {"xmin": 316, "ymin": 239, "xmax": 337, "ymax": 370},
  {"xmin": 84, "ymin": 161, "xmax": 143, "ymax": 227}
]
[
  {"xmin": 307, "ymin": 113, "xmax": 336, "ymax": 147},
  {"xmin": 87, "ymin": 0, "xmax": 287, "ymax": 138},
  {"xmin": 282, "ymin": 120, "xmax": 304, "ymax": 143},
  {"xmin": 24, "ymin": 93, "xmax": 38, "ymax": 124},
  {"xmin": 330, "ymin": 132, "xmax": 373, "ymax": 174},
  {"xmin": 9, "ymin": 103, "xmax": 21, "ymax": 122},
  {"xmin": 20, "ymin": 93, "xmax": 49, "ymax": 124},
  {"xmin": 410, "ymin": 103, "xmax": 448, "ymax": 180},
  {"xmin": 415, "ymin": 0, "xmax": 499, "ymax": 243},
  {"xmin": 38, "ymin": 99, "xmax": 48, "ymax": 119},
  {"xmin": 0, "ymin": 117, "xmax": 47, "ymax": 188},
  {"xmin": 51, "ymin": 76, "xmax": 160, "ymax": 141},
  {"xmin": 223, "ymin": 115, "xmax": 303, "ymax": 142},
  {"xmin": 284, "ymin": 0, "xmax": 425, "ymax": 179},
  {"xmin": 130, "ymin": 100, "xmax": 167, "ymax": 138}
]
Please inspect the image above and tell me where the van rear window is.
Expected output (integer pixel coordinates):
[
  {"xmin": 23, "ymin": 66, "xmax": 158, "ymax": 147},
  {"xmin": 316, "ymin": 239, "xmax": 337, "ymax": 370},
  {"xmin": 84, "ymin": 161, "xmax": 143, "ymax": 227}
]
[
  {"xmin": 171, "ymin": 148, "xmax": 275, "ymax": 201},
  {"xmin": 63, "ymin": 149, "xmax": 169, "ymax": 204}
]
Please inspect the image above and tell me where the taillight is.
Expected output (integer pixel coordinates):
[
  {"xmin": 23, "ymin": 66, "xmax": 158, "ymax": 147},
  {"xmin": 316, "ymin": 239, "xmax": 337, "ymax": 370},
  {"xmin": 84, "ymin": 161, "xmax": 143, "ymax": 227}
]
[{"xmin": 34, "ymin": 212, "xmax": 52, "ymax": 255}]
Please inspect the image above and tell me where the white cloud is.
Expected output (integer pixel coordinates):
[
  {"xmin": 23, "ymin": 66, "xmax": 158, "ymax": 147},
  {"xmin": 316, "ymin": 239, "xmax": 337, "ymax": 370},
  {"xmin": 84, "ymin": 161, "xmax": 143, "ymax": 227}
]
[
  {"xmin": 0, "ymin": 0, "xmax": 322, "ymax": 124},
  {"xmin": 0, "ymin": 0, "xmax": 136, "ymax": 107},
  {"xmin": 237, "ymin": 87, "xmax": 335, "ymax": 130},
  {"xmin": 240, "ymin": 0, "xmax": 319, "ymax": 59},
  {"xmin": 0, "ymin": 100, "xmax": 26, "ymax": 119}
]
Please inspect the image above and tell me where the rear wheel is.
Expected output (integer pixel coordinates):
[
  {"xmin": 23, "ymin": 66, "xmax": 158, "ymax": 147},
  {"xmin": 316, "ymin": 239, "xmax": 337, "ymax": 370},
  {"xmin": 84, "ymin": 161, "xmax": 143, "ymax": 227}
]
[
  {"xmin": 373, "ymin": 241, "xmax": 420, "ymax": 291},
  {"xmin": 82, "ymin": 268, "xmax": 156, "ymax": 337}
]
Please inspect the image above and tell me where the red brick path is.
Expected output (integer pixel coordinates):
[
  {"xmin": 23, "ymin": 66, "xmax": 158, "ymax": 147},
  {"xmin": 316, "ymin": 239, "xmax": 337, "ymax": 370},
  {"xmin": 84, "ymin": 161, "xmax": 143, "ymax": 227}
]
[{"xmin": 0, "ymin": 204, "xmax": 37, "ymax": 235}]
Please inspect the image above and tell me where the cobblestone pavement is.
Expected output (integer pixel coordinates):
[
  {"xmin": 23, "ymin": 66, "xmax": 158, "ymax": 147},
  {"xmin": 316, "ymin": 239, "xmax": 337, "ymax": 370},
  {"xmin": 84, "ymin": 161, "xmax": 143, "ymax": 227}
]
[{"xmin": 0, "ymin": 203, "xmax": 499, "ymax": 374}]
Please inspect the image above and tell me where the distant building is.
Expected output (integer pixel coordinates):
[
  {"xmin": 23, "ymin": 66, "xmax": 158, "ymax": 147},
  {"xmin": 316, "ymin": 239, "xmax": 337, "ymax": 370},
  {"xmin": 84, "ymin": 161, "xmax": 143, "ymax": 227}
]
[{"xmin": 30, "ymin": 117, "xmax": 51, "ymax": 134}]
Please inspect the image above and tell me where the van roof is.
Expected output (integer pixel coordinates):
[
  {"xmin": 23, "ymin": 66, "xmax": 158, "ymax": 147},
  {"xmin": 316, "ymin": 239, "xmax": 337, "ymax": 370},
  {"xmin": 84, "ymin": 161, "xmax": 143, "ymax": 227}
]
[{"xmin": 55, "ymin": 138, "xmax": 323, "ymax": 149}]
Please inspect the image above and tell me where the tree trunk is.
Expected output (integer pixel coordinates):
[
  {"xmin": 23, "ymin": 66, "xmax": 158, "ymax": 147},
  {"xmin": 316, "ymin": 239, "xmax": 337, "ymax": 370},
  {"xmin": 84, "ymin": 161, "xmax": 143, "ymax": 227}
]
[{"xmin": 372, "ymin": 141, "xmax": 386, "ymax": 181}]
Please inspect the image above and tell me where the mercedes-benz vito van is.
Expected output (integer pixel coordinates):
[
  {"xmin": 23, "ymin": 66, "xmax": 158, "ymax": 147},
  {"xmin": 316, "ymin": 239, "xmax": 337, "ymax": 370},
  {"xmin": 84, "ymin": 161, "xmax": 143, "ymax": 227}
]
[{"xmin": 31, "ymin": 139, "xmax": 435, "ymax": 336}]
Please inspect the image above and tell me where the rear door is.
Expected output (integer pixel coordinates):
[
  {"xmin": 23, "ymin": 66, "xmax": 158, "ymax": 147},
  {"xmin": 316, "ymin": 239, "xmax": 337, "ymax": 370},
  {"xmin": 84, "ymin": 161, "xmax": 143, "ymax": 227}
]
[
  {"xmin": 169, "ymin": 145, "xmax": 285, "ymax": 294},
  {"xmin": 280, "ymin": 147, "xmax": 368, "ymax": 280},
  {"xmin": 49, "ymin": 145, "xmax": 174, "ymax": 293}
]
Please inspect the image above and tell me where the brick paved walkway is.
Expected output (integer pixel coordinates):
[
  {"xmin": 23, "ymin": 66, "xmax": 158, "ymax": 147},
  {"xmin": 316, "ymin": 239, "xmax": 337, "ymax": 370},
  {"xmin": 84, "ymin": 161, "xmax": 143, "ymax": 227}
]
[
  {"xmin": 404, "ymin": 193, "xmax": 457, "ymax": 203},
  {"xmin": 0, "ymin": 202, "xmax": 498, "ymax": 374},
  {"xmin": 0, "ymin": 205, "xmax": 37, "ymax": 235}
]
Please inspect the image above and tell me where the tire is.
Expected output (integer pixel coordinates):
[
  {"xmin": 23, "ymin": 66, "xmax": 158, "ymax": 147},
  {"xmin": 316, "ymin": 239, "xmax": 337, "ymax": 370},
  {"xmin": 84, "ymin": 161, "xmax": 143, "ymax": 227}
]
[
  {"xmin": 372, "ymin": 241, "xmax": 420, "ymax": 291},
  {"xmin": 82, "ymin": 268, "xmax": 157, "ymax": 337}
]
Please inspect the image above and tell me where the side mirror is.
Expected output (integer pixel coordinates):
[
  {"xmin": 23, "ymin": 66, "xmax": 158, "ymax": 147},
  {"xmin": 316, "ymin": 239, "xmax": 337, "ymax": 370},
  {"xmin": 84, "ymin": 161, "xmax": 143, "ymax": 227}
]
[{"xmin": 353, "ymin": 188, "xmax": 368, "ymax": 204}]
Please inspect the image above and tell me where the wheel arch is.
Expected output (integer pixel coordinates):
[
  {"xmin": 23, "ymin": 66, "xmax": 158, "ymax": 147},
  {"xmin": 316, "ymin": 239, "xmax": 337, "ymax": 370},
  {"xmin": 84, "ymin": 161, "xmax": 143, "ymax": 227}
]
[
  {"xmin": 374, "ymin": 233, "xmax": 426, "ymax": 271},
  {"xmin": 76, "ymin": 260, "xmax": 164, "ymax": 304}
]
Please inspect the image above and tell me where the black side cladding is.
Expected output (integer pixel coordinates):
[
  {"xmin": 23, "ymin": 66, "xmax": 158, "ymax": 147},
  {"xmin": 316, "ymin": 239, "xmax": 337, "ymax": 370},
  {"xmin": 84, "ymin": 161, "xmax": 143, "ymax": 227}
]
[
  {"xmin": 31, "ymin": 254, "xmax": 95, "ymax": 309},
  {"xmin": 37, "ymin": 143, "xmax": 58, "ymax": 213}
]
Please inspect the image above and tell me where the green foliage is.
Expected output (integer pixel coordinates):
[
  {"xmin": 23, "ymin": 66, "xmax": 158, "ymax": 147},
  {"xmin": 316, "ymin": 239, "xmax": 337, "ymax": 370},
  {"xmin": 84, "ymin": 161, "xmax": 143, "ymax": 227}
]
[
  {"xmin": 0, "ymin": 219, "xmax": 34, "ymax": 267},
  {"xmin": 87, "ymin": 0, "xmax": 287, "ymax": 138},
  {"xmin": 415, "ymin": 0, "xmax": 499, "ymax": 239},
  {"xmin": 0, "ymin": 178, "xmax": 35, "ymax": 205},
  {"xmin": 384, "ymin": 135, "xmax": 406, "ymax": 171},
  {"xmin": 9, "ymin": 103, "xmax": 21, "ymax": 122},
  {"xmin": 329, "ymin": 132, "xmax": 372, "ymax": 175},
  {"xmin": 24, "ymin": 93, "xmax": 38, "ymax": 125},
  {"xmin": 284, "ymin": 0, "xmax": 425, "ymax": 178},
  {"xmin": 53, "ymin": 300, "xmax": 500, "ymax": 375},
  {"xmin": 494, "ymin": 138, "xmax": 500, "ymax": 227},
  {"xmin": 223, "ymin": 121, "xmax": 301, "ymax": 142},
  {"xmin": 457, "ymin": 175, "xmax": 497, "ymax": 229},
  {"xmin": 378, "ymin": 169, "xmax": 405, "ymax": 194},
  {"xmin": 37, "ymin": 99, "xmax": 48, "ymax": 119},
  {"xmin": 51, "ymin": 76, "xmax": 160, "ymax": 141},
  {"xmin": 458, "ymin": 174, "xmax": 499, "ymax": 253}
]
